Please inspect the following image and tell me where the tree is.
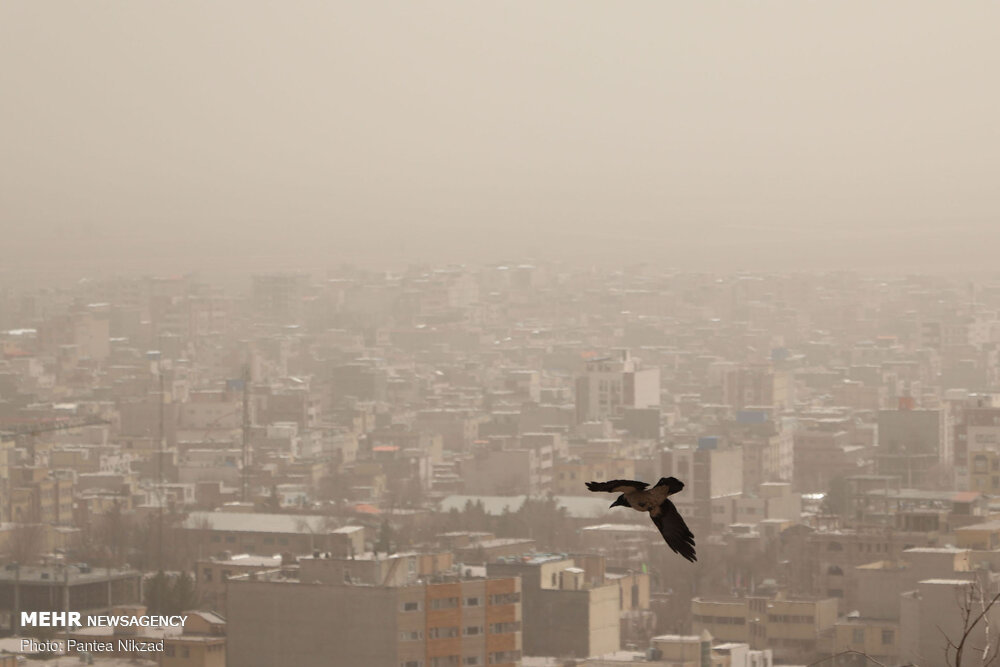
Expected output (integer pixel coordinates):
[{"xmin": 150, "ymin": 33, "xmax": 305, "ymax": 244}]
[
  {"xmin": 94, "ymin": 500, "xmax": 133, "ymax": 567},
  {"xmin": 145, "ymin": 570, "xmax": 200, "ymax": 615},
  {"xmin": 171, "ymin": 571, "xmax": 199, "ymax": 613},
  {"xmin": 375, "ymin": 520, "xmax": 395, "ymax": 555},
  {"xmin": 943, "ymin": 580, "xmax": 1000, "ymax": 667},
  {"xmin": 144, "ymin": 571, "xmax": 171, "ymax": 615},
  {"xmin": 7, "ymin": 523, "xmax": 45, "ymax": 565},
  {"xmin": 822, "ymin": 476, "xmax": 850, "ymax": 517}
]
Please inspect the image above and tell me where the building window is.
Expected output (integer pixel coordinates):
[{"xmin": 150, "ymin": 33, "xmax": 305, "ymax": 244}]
[
  {"xmin": 464, "ymin": 626, "xmax": 481, "ymax": 636},
  {"xmin": 463, "ymin": 658, "xmax": 480, "ymax": 666},
  {"xmin": 400, "ymin": 631, "xmax": 423, "ymax": 641},
  {"xmin": 430, "ymin": 597, "xmax": 459, "ymax": 610},
  {"xmin": 401, "ymin": 601, "xmax": 421, "ymax": 612},
  {"xmin": 465, "ymin": 597, "xmax": 480, "ymax": 606},
  {"xmin": 882, "ymin": 629, "xmax": 894, "ymax": 645},
  {"xmin": 852, "ymin": 629, "xmax": 864, "ymax": 644},
  {"xmin": 202, "ymin": 568, "xmax": 213, "ymax": 582},
  {"xmin": 429, "ymin": 627, "xmax": 459, "ymax": 639},
  {"xmin": 401, "ymin": 662, "xmax": 422, "ymax": 667},
  {"xmin": 488, "ymin": 651, "xmax": 521, "ymax": 665},
  {"xmin": 489, "ymin": 622, "xmax": 520, "ymax": 634}
]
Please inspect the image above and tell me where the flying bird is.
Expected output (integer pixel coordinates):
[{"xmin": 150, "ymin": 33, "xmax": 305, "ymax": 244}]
[{"xmin": 586, "ymin": 477, "xmax": 696, "ymax": 562}]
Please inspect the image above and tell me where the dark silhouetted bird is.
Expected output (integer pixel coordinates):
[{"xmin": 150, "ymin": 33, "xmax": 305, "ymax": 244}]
[{"xmin": 586, "ymin": 477, "xmax": 696, "ymax": 562}]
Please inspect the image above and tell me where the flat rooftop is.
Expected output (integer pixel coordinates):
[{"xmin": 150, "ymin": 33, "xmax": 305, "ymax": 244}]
[
  {"xmin": 0, "ymin": 564, "xmax": 138, "ymax": 584},
  {"xmin": 205, "ymin": 554, "xmax": 282, "ymax": 567},
  {"xmin": 183, "ymin": 511, "xmax": 333, "ymax": 534}
]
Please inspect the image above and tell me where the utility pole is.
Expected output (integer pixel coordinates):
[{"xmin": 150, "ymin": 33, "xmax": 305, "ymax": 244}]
[{"xmin": 241, "ymin": 364, "xmax": 251, "ymax": 503}]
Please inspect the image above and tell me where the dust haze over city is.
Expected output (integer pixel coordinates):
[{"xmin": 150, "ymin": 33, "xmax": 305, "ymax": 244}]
[{"xmin": 2, "ymin": 2, "xmax": 1000, "ymax": 667}]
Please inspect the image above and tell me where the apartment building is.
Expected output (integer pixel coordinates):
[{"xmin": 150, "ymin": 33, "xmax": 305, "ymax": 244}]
[
  {"xmin": 195, "ymin": 553, "xmax": 283, "ymax": 612},
  {"xmin": 833, "ymin": 617, "xmax": 899, "ymax": 665},
  {"xmin": 575, "ymin": 350, "xmax": 660, "ymax": 423},
  {"xmin": 0, "ymin": 564, "xmax": 142, "ymax": 633},
  {"xmin": 226, "ymin": 569, "xmax": 522, "ymax": 667},
  {"xmin": 661, "ymin": 442, "xmax": 743, "ymax": 538},
  {"xmin": 487, "ymin": 554, "xmax": 649, "ymax": 660},
  {"xmin": 179, "ymin": 511, "xmax": 341, "ymax": 557},
  {"xmin": 552, "ymin": 457, "xmax": 635, "ymax": 496},
  {"xmin": 691, "ymin": 595, "xmax": 837, "ymax": 662},
  {"xmin": 7, "ymin": 465, "xmax": 74, "ymax": 524}
]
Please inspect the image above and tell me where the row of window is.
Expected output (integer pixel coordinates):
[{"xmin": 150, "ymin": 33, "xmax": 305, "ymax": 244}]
[
  {"xmin": 489, "ymin": 622, "xmax": 520, "ymax": 634},
  {"xmin": 850, "ymin": 628, "xmax": 894, "ymax": 645},
  {"xmin": 712, "ymin": 505, "xmax": 758, "ymax": 515},
  {"xmin": 400, "ymin": 593, "xmax": 518, "ymax": 613},
  {"xmin": 826, "ymin": 541, "xmax": 891, "ymax": 553},
  {"xmin": 401, "ymin": 622, "xmax": 520, "ymax": 641},
  {"xmin": 767, "ymin": 614, "xmax": 814, "ymax": 624},
  {"xmin": 201, "ymin": 567, "xmax": 233, "ymax": 582},
  {"xmin": 489, "ymin": 650, "xmax": 521, "ymax": 664},
  {"xmin": 209, "ymin": 534, "xmax": 291, "ymax": 546},
  {"xmin": 429, "ymin": 627, "xmax": 459, "ymax": 639},
  {"xmin": 164, "ymin": 645, "xmax": 217, "ymax": 658},
  {"xmin": 400, "ymin": 651, "xmax": 520, "ymax": 667},
  {"xmin": 693, "ymin": 614, "xmax": 745, "ymax": 625}
]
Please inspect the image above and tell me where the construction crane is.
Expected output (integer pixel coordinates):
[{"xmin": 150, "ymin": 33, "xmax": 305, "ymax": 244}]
[
  {"xmin": 1, "ymin": 415, "xmax": 112, "ymax": 460},
  {"xmin": 0, "ymin": 415, "xmax": 111, "ymax": 438}
]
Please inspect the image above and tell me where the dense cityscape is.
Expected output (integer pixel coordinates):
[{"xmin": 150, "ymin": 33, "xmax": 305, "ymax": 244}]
[{"xmin": 0, "ymin": 266, "xmax": 999, "ymax": 666}]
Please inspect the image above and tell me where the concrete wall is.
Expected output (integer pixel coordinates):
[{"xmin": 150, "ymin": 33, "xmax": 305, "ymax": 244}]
[
  {"xmin": 588, "ymin": 582, "xmax": 622, "ymax": 657},
  {"xmin": 227, "ymin": 580, "xmax": 398, "ymax": 667}
]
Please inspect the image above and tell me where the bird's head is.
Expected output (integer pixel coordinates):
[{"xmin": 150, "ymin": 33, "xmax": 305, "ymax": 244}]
[{"xmin": 610, "ymin": 494, "xmax": 628, "ymax": 509}]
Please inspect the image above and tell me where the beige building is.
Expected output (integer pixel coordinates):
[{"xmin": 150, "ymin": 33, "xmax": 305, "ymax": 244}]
[
  {"xmin": 691, "ymin": 595, "xmax": 837, "ymax": 662},
  {"xmin": 662, "ymin": 444, "xmax": 743, "ymax": 537},
  {"xmin": 833, "ymin": 618, "xmax": 898, "ymax": 665},
  {"xmin": 900, "ymin": 578, "xmax": 1000, "ymax": 666},
  {"xmin": 580, "ymin": 633, "xmax": 772, "ymax": 667},
  {"xmin": 179, "ymin": 511, "xmax": 342, "ymax": 557},
  {"xmin": 553, "ymin": 457, "xmax": 636, "ymax": 496},
  {"xmin": 195, "ymin": 553, "xmax": 282, "ymax": 612},
  {"xmin": 460, "ymin": 438, "xmax": 552, "ymax": 496},
  {"xmin": 0, "ymin": 565, "xmax": 142, "ymax": 634},
  {"xmin": 575, "ymin": 350, "xmax": 660, "ymax": 423},
  {"xmin": 955, "ymin": 518, "xmax": 1000, "ymax": 550},
  {"xmin": 487, "ymin": 554, "xmax": 649, "ymax": 660},
  {"xmin": 227, "ymin": 569, "xmax": 522, "ymax": 667},
  {"xmin": 63, "ymin": 608, "xmax": 226, "ymax": 667}
]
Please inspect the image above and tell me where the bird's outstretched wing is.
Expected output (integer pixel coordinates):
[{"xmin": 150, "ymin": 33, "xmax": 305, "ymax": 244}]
[
  {"xmin": 586, "ymin": 480, "xmax": 648, "ymax": 493},
  {"xmin": 649, "ymin": 498, "xmax": 697, "ymax": 562}
]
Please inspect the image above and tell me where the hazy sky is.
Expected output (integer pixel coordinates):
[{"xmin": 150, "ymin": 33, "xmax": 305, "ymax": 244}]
[{"xmin": 2, "ymin": 2, "xmax": 999, "ymax": 280}]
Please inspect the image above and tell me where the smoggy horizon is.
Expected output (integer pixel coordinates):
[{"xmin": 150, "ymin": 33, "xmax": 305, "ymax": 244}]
[{"xmin": 2, "ymin": 1, "xmax": 999, "ymax": 285}]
